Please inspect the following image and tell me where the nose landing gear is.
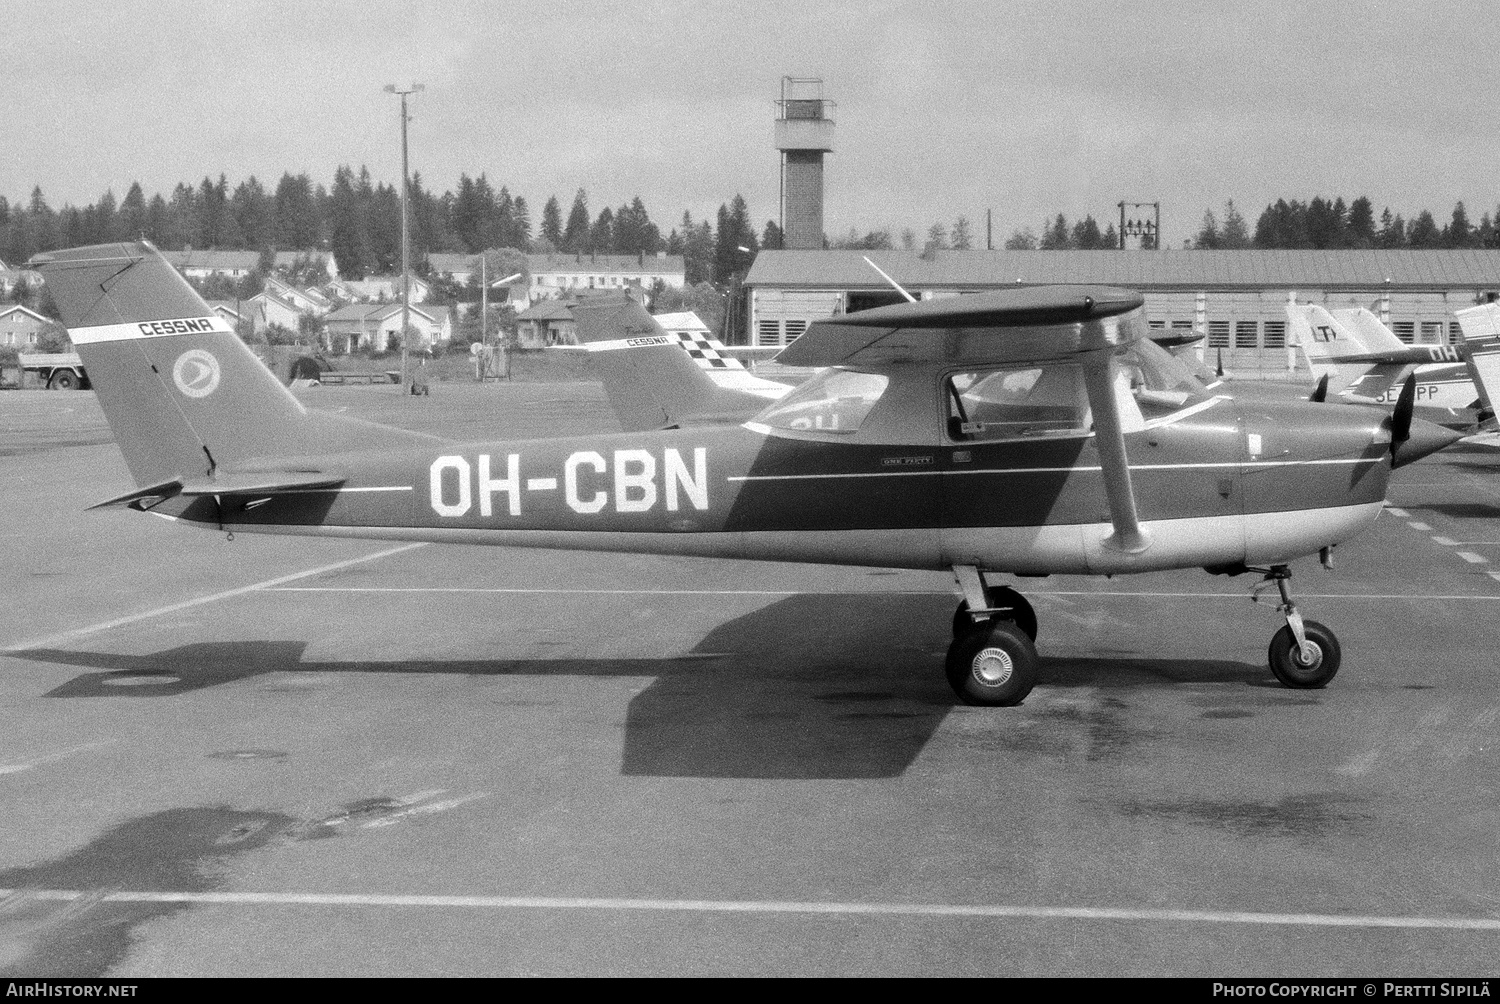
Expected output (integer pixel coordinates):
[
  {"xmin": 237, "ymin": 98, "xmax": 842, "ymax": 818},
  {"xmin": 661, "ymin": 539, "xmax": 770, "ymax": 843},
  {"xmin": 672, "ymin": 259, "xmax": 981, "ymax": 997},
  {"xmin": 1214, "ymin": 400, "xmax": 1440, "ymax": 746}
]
[{"xmin": 1253, "ymin": 565, "xmax": 1341, "ymax": 688}]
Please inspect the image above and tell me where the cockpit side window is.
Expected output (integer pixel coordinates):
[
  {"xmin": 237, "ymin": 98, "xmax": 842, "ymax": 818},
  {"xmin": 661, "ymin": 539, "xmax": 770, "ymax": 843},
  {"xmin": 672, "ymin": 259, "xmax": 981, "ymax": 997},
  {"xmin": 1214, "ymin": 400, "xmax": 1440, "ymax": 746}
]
[{"xmin": 945, "ymin": 363, "xmax": 1091, "ymax": 442}]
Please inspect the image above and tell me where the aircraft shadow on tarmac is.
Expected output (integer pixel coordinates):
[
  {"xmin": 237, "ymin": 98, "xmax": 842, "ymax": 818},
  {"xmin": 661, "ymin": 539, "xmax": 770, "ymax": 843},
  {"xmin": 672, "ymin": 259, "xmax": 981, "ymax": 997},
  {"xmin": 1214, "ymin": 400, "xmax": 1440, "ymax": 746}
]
[{"xmin": 20, "ymin": 593, "xmax": 1265, "ymax": 779}]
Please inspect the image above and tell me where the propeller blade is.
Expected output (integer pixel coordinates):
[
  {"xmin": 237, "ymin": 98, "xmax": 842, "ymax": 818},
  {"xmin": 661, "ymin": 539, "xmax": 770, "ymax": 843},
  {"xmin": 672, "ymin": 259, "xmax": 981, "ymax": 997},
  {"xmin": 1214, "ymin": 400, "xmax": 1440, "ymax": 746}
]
[
  {"xmin": 1390, "ymin": 374, "xmax": 1417, "ymax": 449},
  {"xmin": 1309, "ymin": 373, "xmax": 1329, "ymax": 403},
  {"xmin": 1215, "ymin": 348, "xmax": 1224, "ymax": 378}
]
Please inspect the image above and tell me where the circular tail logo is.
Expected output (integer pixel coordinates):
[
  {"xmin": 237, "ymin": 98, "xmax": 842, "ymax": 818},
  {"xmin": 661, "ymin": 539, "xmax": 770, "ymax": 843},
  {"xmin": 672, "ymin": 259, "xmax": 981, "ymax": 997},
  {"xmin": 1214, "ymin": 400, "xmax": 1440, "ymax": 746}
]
[{"xmin": 173, "ymin": 349, "xmax": 221, "ymax": 398}]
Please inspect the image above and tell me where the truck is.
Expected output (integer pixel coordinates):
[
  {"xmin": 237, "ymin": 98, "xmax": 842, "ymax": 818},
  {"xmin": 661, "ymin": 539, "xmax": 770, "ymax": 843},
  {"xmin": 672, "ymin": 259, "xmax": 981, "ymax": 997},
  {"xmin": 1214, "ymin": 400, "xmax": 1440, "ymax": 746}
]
[{"xmin": 17, "ymin": 352, "xmax": 90, "ymax": 390}]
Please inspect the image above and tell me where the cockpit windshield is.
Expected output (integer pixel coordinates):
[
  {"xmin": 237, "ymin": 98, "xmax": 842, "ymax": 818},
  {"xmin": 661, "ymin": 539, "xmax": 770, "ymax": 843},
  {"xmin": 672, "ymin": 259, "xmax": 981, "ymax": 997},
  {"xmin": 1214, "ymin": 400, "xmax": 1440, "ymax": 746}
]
[
  {"xmin": 1113, "ymin": 337, "xmax": 1215, "ymax": 420},
  {"xmin": 750, "ymin": 368, "xmax": 889, "ymax": 435}
]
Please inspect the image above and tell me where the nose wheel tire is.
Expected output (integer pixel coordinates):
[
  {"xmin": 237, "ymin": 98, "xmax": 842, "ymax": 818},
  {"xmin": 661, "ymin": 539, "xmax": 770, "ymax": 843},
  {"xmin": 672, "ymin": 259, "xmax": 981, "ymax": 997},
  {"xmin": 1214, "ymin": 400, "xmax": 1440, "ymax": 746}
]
[
  {"xmin": 1268, "ymin": 619, "xmax": 1341, "ymax": 689},
  {"xmin": 946, "ymin": 619, "xmax": 1039, "ymax": 706},
  {"xmin": 952, "ymin": 585, "xmax": 1038, "ymax": 641}
]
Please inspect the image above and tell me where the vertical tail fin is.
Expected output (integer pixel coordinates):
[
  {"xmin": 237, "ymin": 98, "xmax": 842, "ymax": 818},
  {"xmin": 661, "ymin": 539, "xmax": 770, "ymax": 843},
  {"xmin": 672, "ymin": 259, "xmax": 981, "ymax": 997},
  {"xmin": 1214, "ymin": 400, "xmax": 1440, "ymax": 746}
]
[
  {"xmin": 1329, "ymin": 307, "xmax": 1407, "ymax": 353},
  {"xmin": 1287, "ymin": 302, "xmax": 1408, "ymax": 399},
  {"xmin": 1454, "ymin": 303, "xmax": 1500, "ymax": 430},
  {"xmin": 31, "ymin": 242, "xmax": 434, "ymax": 489}
]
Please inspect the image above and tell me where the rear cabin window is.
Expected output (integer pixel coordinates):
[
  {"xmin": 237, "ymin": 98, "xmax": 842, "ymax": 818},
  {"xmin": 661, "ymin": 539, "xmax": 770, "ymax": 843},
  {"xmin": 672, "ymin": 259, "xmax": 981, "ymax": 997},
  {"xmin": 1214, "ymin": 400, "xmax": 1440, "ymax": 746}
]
[
  {"xmin": 946, "ymin": 363, "xmax": 1090, "ymax": 442},
  {"xmin": 752, "ymin": 369, "xmax": 889, "ymax": 435}
]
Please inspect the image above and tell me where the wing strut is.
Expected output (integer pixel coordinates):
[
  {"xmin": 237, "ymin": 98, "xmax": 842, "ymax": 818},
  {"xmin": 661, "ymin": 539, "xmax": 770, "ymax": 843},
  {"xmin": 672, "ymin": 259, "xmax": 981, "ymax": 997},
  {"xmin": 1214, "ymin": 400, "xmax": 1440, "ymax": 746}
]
[{"xmin": 1082, "ymin": 349, "xmax": 1150, "ymax": 554}]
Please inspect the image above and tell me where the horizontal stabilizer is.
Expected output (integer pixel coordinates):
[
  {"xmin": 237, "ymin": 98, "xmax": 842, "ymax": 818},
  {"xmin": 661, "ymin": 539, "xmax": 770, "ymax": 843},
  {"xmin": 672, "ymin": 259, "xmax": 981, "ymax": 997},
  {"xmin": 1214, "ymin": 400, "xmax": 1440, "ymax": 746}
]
[{"xmin": 89, "ymin": 470, "xmax": 346, "ymax": 510}]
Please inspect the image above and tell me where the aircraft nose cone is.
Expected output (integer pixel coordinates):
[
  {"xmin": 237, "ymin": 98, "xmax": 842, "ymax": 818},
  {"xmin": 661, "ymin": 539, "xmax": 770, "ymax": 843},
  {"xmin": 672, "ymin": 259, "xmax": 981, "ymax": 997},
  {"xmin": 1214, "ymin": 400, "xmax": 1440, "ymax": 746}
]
[{"xmin": 1391, "ymin": 418, "xmax": 1464, "ymax": 469}]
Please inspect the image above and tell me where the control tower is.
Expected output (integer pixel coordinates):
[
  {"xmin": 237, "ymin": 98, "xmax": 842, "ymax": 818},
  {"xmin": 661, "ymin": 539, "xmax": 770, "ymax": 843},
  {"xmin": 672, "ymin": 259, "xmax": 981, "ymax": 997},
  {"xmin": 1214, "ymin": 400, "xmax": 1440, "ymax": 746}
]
[{"xmin": 775, "ymin": 77, "xmax": 835, "ymax": 250}]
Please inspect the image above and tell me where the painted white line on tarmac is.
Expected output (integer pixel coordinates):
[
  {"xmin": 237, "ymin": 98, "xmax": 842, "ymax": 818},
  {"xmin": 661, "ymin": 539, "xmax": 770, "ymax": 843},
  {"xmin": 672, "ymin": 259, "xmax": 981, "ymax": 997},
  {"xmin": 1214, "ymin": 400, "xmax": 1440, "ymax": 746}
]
[
  {"xmin": 0, "ymin": 888, "xmax": 1498, "ymax": 931},
  {"xmin": 266, "ymin": 587, "xmax": 1500, "ymax": 601},
  {"xmin": 0, "ymin": 740, "xmax": 118, "ymax": 776},
  {"xmin": 1385, "ymin": 507, "xmax": 1410, "ymax": 518},
  {"xmin": 1407, "ymin": 521, "xmax": 1433, "ymax": 531},
  {"xmin": 1457, "ymin": 552, "xmax": 1489, "ymax": 564},
  {"xmin": 2, "ymin": 543, "xmax": 428, "ymax": 653},
  {"xmin": 1432, "ymin": 536, "xmax": 1459, "ymax": 546}
]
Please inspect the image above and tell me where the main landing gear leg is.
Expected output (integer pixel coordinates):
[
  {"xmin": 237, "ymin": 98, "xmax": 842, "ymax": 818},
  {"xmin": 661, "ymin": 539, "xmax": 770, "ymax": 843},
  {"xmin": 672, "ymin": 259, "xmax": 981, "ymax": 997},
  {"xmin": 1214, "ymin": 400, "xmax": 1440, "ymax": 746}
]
[
  {"xmin": 1253, "ymin": 565, "xmax": 1341, "ymax": 689},
  {"xmin": 945, "ymin": 565, "xmax": 1039, "ymax": 707}
]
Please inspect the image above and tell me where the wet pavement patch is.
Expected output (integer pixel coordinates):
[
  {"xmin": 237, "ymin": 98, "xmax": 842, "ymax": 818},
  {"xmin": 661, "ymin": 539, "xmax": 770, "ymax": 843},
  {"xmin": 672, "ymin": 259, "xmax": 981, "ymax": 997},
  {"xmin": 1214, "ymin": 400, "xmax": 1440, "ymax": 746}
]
[
  {"xmin": 1201, "ymin": 709, "xmax": 1255, "ymax": 719},
  {"xmin": 0, "ymin": 806, "xmax": 293, "ymax": 977},
  {"xmin": 1116, "ymin": 792, "xmax": 1374, "ymax": 838}
]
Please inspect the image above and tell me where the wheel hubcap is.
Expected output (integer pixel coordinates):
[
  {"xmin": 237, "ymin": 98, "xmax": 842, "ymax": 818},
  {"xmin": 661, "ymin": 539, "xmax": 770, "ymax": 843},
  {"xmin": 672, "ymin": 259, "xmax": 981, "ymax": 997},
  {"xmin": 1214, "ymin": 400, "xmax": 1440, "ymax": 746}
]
[
  {"xmin": 1294, "ymin": 641, "xmax": 1323, "ymax": 669},
  {"xmin": 972, "ymin": 647, "xmax": 1014, "ymax": 686}
]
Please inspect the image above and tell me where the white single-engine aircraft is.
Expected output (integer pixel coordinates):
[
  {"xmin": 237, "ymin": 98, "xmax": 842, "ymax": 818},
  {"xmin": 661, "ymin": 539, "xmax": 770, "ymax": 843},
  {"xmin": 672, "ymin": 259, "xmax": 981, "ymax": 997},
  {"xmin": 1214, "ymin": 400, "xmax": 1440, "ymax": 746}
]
[{"xmin": 31, "ymin": 242, "xmax": 1462, "ymax": 706}]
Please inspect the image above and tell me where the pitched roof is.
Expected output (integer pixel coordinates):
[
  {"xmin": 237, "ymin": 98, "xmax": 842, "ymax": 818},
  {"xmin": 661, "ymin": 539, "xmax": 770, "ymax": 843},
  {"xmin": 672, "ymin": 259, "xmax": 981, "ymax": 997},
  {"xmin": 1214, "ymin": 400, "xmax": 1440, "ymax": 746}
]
[
  {"xmin": 516, "ymin": 299, "xmax": 577, "ymax": 321},
  {"xmin": 161, "ymin": 249, "xmax": 260, "ymax": 270},
  {"xmin": 0, "ymin": 303, "xmax": 49, "ymax": 322},
  {"xmin": 526, "ymin": 252, "xmax": 686, "ymax": 275},
  {"xmin": 744, "ymin": 249, "xmax": 1500, "ymax": 292}
]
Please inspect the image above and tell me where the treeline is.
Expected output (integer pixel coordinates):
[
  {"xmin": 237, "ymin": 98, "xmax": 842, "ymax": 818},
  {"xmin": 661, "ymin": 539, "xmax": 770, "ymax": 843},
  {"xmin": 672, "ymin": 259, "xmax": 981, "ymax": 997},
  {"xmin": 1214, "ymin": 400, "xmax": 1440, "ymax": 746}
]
[
  {"xmin": 1010, "ymin": 198, "xmax": 1500, "ymax": 252},
  {"xmin": 0, "ymin": 171, "xmax": 771, "ymax": 286}
]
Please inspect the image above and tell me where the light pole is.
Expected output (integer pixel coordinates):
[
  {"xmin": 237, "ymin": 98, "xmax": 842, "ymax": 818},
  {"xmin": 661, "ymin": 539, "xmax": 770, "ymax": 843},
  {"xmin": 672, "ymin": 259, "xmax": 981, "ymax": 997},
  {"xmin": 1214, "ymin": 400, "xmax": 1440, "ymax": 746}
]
[{"xmin": 385, "ymin": 82, "xmax": 423, "ymax": 390}]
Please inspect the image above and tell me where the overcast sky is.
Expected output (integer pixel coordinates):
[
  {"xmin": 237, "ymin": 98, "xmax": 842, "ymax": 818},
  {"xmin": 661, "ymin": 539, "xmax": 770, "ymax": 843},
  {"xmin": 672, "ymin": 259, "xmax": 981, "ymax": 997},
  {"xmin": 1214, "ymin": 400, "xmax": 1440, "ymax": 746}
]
[{"xmin": 5, "ymin": 0, "xmax": 1491, "ymax": 246}]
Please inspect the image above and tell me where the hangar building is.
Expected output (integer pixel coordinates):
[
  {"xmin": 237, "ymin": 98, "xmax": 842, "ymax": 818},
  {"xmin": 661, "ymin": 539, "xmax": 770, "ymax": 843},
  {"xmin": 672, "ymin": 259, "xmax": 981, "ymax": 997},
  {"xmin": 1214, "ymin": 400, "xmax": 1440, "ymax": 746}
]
[{"xmin": 743, "ymin": 249, "xmax": 1500, "ymax": 374}]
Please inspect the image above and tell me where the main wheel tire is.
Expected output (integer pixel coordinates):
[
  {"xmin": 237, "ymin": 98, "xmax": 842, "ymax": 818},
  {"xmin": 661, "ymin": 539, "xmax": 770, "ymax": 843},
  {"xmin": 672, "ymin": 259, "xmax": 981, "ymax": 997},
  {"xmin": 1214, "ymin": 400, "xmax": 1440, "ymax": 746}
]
[
  {"xmin": 1268, "ymin": 620, "xmax": 1341, "ymax": 689},
  {"xmin": 49, "ymin": 370, "xmax": 77, "ymax": 391},
  {"xmin": 946, "ymin": 619, "xmax": 1039, "ymax": 707},
  {"xmin": 951, "ymin": 586, "xmax": 1038, "ymax": 641}
]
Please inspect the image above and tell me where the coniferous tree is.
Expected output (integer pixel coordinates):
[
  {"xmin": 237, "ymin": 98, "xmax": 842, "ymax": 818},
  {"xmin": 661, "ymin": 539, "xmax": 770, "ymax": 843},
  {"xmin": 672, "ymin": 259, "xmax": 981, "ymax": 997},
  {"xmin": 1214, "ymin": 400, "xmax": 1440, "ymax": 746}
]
[
  {"xmin": 1346, "ymin": 197, "xmax": 1376, "ymax": 249},
  {"xmin": 589, "ymin": 206, "xmax": 614, "ymax": 254},
  {"xmin": 1220, "ymin": 202, "xmax": 1251, "ymax": 248},
  {"xmin": 119, "ymin": 183, "xmax": 147, "ymax": 241},
  {"xmin": 540, "ymin": 195, "xmax": 563, "ymax": 248},
  {"xmin": 1407, "ymin": 210, "xmax": 1441, "ymax": 248},
  {"xmin": 712, "ymin": 194, "xmax": 757, "ymax": 282},
  {"xmin": 562, "ymin": 189, "xmax": 590, "ymax": 252},
  {"xmin": 1038, "ymin": 214, "xmax": 1071, "ymax": 249},
  {"xmin": 1444, "ymin": 202, "xmax": 1475, "ymax": 248},
  {"xmin": 1071, "ymin": 215, "xmax": 1105, "ymax": 249}
]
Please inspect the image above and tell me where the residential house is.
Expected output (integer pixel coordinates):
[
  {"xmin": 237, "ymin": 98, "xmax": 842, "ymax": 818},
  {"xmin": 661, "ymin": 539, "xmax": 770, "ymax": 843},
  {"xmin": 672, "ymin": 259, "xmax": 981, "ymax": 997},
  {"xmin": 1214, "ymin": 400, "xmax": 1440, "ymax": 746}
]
[
  {"xmin": 244, "ymin": 289, "xmax": 304, "ymax": 335},
  {"xmin": 265, "ymin": 275, "xmax": 332, "ymax": 315},
  {"xmin": 525, "ymin": 252, "xmax": 686, "ymax": 303},
  {"xmin": 324, "ymin": 302, "xmax": 452, "ymax": 352},
  {"xmin": 514, "ymin": 299, "xmax": 578, "ymax": 347},
  {"xmin": 341, "ymin": 275, "xmax": 431, "ymax": 304},
  {"xmin": 272, "ymin": 250, "xmax": 338, "ymax": 280},
  {"xmin": 204, "ymin": 301, "xmax": 245, "ymax": 328},
  {"xmin": 0, "ymin": 304, "xmax": 50, "ymax": 349},
  {"xmin": 159, "ymin": 248, "xmax": 336, "ymax": 281},
  {"xmin": 427, "ymin": 252, "xmax": 530, "ymax": 310}
]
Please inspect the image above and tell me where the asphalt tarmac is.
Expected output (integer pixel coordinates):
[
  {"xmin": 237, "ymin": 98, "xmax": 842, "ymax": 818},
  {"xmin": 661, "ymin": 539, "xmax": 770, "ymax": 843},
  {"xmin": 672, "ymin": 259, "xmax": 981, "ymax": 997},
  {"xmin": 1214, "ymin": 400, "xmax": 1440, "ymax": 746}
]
[{"xmin": 1, "ymin": 383, "xmax": 1497, "ymax": 977}]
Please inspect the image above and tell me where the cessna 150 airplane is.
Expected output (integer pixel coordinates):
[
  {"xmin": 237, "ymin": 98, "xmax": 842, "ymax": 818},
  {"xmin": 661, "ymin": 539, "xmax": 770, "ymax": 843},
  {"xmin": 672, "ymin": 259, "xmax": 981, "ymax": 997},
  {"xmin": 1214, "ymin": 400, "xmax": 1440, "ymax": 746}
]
[{"xmin": 32, "ymin": 241, "xmax": 1463, "ymax": 706}]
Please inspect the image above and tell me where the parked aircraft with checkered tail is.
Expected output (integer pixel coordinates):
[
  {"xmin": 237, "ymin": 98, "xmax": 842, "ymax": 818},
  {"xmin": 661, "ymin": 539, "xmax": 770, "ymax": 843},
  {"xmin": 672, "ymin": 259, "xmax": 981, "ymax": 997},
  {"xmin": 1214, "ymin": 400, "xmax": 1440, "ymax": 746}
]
[{"xmin": 31, "ymin": 241, "xmax": 1463, "ymax": 706}]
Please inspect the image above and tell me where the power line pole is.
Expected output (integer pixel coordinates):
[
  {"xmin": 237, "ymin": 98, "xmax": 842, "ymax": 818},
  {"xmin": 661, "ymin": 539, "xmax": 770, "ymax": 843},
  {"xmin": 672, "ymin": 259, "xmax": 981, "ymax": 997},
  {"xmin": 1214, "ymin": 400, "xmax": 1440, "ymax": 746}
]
[{"xmin": 385, "ymin": 82, "xmax": 423, "ymax": 390}]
